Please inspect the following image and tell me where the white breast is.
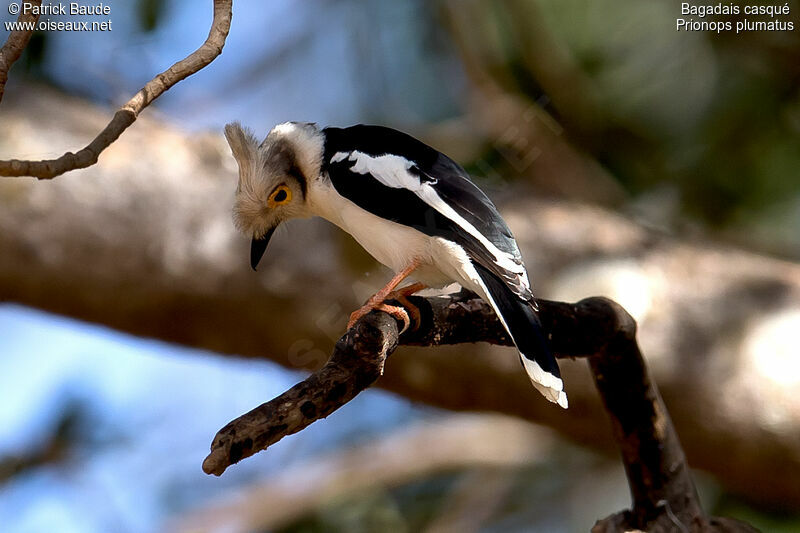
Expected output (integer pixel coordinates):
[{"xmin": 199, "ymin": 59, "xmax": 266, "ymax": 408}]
[{"xmin": 307, "ymin": 177, "xmax": 460, "ymax": 288}]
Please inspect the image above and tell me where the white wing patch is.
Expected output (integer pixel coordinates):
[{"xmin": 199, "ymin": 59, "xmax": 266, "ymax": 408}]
[
  {"xmin": 330, "ymin": 151, "xmax": 349, "ymax": 163},
  {"xmin": 333, "ymin": 150, "xmax": 531, "ymax": 293}
]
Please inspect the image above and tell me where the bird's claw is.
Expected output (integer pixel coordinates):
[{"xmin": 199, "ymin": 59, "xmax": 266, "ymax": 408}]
[
  {"xmin": 347, "ymin": 302, "xmax": 412, "ymax": 334},
  {"xmin": 347, "ymin": 282, "xmax": 426, "ymax": 333}
]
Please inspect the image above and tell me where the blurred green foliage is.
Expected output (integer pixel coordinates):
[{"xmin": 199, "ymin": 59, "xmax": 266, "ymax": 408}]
[
  {"xmin": 713, "ymin": 494, "xmax": 800, "ymax": 533},
  {"xmin": 450, "ymin": 0, "xmax": 800, "ymax": 254},
  {"xmin": 136, "ymin": 0, "xmax": 165, "ymax": 33},
  {"xmin": 278, "ymin": 474, "xmax": 461, "ymax": 533},
  {"xmin": 21, "ymin": 31, "xmax": 47, "ymax": 71}
]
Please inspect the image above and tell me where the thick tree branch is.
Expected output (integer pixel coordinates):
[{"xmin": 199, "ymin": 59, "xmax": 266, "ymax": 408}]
[
  {"xmin": 0, "ymin": 0, "xmax": 232, "ymax": 179},
  {"xmin": 201, "ymin": 293, "xmax": 628, "ymax": 475},
  {"xmin": 0, "ymin": 0, "xmax": 41, "ymax": 104},
  {"xmin": 203, "ymin": 310, "xmax": 400, "ymax": 475},
  {"xmin": 585, "ymin": 303, "xmax": 757, "ymax": 532},
  {"xmin": 203, "ymin": 293, "xmax": 757, "ymax": 532}
]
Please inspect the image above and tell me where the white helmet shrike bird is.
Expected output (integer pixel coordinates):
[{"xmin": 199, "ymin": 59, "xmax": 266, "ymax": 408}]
[{"xmin": 224, "ymin": 122, "xmax": 567, "ymax": 408}]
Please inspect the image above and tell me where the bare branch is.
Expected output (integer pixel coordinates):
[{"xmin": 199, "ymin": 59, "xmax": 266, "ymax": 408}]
[
  {"xmin": 202, "ymin": 309, "xmax": 400, "ymax": 476},
  {"xmin": 202, "ymin": 293, "xmax": 625, "ymax": 477},
  {"xmin": 0, "ymin": 0, "xmax": 233, "ymax": 179},
  {"xmin": 0, "ymin": 0, "xmax": 42, "ymax": 103},
  {"xmin": 203, "ymin": 292, "xmax": 758, "ymax": 532}
]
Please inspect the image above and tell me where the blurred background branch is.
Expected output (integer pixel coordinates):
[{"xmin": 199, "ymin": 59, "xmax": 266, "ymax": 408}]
[{"xmin": 176, "ymin": 414, "xmax": 555, "ymax": 533}]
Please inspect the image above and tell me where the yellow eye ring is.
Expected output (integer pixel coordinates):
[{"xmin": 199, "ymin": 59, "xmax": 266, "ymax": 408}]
[{"xmin": 268, "ymin": 185, "xmax": 292, "ymax": 207}]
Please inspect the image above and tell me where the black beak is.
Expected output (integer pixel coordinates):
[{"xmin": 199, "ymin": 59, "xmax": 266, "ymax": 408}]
[{"xmin": 250, "ymin": 227, "xmax": 276, "ymax": 271}]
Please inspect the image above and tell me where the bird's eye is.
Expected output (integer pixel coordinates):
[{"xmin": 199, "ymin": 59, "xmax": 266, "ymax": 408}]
[{"xmin": 268, "ymin": 185, "xmax": 292, "ymax": 207}]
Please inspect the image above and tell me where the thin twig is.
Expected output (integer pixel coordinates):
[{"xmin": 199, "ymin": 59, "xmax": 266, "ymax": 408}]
[
  {"xmin": 0, "ymin": 0, "xmax": 42, "ymax": 103},
  {"xmin": 0, "ymin": 0, "xmax": 233, "ymax": 179}
]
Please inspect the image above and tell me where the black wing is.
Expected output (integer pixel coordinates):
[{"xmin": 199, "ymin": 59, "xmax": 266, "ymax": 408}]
[{"xmin": 322, "ymin": 124, "xmax": 533, "ymax": 301}]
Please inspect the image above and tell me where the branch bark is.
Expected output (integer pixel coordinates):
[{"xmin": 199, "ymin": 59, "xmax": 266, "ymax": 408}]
[
  {"xmin": 0, "ymin": 0, "xmax": 41, "ymax": 104},
  {"xmin": 201, "ymin": 293, "xmax": 600, "ymax": 476},
  {"xmin": 586, "ymin": 304, "xmax": 757, "ymax": 532},
  {"xmin": 0, "ymin": 0, "xmax": 232, "ymax": 179},
  {"xmin": 203, "ymin": 292, "xmax": 758, "ymax": 532}
]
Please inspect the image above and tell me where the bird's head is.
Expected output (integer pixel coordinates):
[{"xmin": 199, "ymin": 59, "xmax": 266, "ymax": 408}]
[{"xmin": 224, "ymin": 121, "xmax": 323, "ymax": 270}]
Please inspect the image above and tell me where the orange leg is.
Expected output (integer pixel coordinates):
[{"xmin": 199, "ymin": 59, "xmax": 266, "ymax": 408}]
[
  {"xmin": 384, "ymin": 282, "xmax": 427, "ymax": 331},
  {"xmin": 347, "ymin": 262, "xmax": 426, "ymax": 332}
]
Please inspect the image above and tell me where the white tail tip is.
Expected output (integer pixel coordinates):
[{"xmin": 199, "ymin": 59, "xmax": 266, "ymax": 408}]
[{"xmin": 521, "ymin": 356, "xmax": 569, "ymax": 409}]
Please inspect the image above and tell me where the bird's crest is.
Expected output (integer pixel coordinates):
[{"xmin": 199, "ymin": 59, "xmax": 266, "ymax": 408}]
[
  {"xmin": 224, "ymin": 122, "xmax": 258, "ymax": 179},
  {"xmin": 224, "ymin": 122, "xmax": 272, "ymax": 237}
]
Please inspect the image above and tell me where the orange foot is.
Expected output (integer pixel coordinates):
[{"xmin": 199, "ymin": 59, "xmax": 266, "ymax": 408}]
[{"xmin": 347, "ymin": 282, "xmax": 427, "ymax": 333}]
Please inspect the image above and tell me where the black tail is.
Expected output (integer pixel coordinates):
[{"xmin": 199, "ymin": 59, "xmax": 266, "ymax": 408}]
[{"xmin": 474, "ymin": 263, "xmax": 567, "ymax": 408}]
